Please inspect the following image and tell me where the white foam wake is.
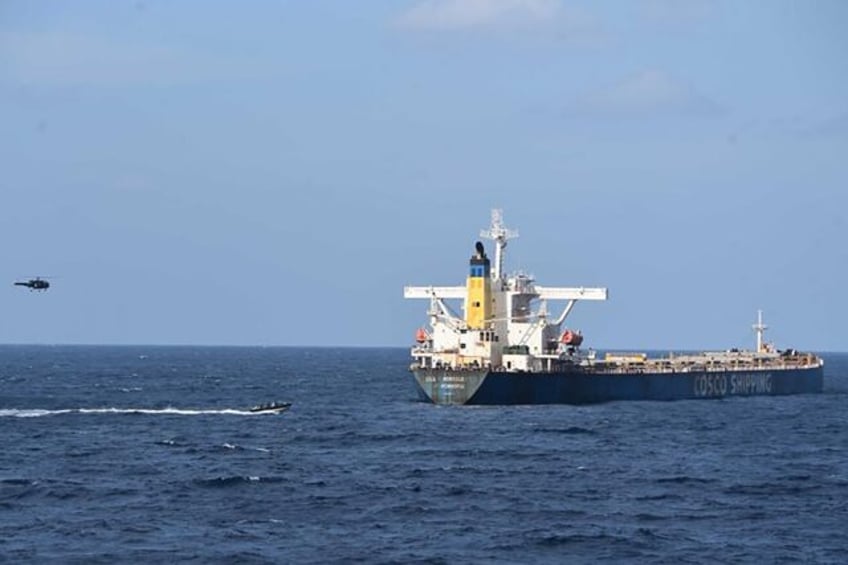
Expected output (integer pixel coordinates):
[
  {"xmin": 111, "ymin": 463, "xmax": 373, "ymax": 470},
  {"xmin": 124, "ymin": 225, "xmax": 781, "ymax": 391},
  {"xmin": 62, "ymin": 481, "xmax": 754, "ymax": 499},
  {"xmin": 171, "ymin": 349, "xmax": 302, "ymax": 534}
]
[{"xmin": 0, "ymin": 407, "xmax": 278, "ymax": 418}]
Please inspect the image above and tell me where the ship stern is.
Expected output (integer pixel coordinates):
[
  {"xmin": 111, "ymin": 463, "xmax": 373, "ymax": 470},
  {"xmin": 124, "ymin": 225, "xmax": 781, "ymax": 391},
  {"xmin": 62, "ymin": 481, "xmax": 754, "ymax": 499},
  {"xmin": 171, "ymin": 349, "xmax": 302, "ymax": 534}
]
[{"xmin": 411, "ymin": 367, "xmax": 489, "ymax": 405}]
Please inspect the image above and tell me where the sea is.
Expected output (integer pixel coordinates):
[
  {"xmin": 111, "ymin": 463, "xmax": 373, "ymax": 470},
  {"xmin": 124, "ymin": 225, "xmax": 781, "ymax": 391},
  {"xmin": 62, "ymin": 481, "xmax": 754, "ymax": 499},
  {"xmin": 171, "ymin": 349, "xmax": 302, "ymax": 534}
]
[{"xmin": 1, "ymin": 346, "xmax": 846, "ymax": 564}]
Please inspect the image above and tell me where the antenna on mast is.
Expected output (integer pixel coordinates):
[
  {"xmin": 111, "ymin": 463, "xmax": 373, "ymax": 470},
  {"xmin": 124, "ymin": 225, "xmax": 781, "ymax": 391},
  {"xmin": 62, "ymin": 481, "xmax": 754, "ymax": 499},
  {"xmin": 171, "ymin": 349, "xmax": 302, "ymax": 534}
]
[
  {"xmin": 753, "ymin": 309, "xmax": 768, "ymax": 353},
  {"xmin": 480, "ymin": 209, "xmax": 518, "ymax": 281}
]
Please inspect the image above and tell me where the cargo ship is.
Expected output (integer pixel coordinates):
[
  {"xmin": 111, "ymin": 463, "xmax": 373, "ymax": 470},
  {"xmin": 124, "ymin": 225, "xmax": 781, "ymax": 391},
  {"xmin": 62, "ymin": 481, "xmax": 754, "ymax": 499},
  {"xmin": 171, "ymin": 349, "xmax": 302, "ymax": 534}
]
[{"xmin": 404, "ymin": 210, "xmax": 824, "ymax": 405}]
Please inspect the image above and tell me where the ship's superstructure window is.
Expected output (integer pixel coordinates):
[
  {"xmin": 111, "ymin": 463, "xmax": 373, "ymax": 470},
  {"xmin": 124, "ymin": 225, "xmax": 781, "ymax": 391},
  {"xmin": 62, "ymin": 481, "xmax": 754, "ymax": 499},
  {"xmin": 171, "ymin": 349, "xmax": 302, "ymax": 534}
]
[{"xmin": 477, "ymin": 331, "xmax": 498, "ymax": 343}]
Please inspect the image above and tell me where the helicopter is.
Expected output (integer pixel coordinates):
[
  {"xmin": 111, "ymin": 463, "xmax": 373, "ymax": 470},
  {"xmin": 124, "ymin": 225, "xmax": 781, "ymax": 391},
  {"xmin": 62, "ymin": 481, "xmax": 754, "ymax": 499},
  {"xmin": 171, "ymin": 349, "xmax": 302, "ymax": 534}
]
[{"xmin": 14, "ymin": 277, "xmax": 51, "ymax": 291}]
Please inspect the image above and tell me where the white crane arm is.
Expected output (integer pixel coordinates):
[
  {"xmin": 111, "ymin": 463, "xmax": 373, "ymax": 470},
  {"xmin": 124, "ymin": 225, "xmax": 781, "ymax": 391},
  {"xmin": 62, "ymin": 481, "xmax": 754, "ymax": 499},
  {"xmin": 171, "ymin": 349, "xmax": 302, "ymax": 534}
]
[
  {"xmin": 404, "ymin": 286, "xmax": 466, "ymax": 299},
  {"xmin": 536, "ymin": 286, "xmax": 608, "ymax": 301}
]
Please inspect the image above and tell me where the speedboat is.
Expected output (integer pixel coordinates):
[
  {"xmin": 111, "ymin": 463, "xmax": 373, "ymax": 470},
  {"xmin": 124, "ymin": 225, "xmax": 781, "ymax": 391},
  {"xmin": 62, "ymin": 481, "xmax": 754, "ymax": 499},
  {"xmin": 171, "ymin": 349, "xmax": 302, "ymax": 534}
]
[{"xmin": 248, "ymin": 401, "xmax": 292, "ymax": 414}]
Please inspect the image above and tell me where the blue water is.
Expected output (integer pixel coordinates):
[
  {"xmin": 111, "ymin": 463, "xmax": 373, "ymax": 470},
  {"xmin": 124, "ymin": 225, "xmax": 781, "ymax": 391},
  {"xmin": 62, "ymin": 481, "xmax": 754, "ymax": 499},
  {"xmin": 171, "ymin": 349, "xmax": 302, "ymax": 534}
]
[{"xmin": 1, "ymin": 346, "xmax": 846, "ymax": 563}]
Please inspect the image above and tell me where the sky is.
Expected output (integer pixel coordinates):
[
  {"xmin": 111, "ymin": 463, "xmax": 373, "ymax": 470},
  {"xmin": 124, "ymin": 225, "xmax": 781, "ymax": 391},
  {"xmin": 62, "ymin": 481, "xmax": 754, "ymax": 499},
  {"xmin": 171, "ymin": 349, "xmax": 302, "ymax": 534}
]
[{"xmin": 1, "ymin": 0, "xmax": 846, "ymax": 350}]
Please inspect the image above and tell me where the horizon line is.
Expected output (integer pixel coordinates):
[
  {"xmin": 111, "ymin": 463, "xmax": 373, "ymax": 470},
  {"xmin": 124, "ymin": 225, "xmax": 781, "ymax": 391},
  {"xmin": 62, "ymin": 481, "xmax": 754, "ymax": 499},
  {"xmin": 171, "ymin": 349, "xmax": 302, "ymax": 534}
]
[{"xmin": 0, "ymin": 343, "xmax": 841, "ymax": 354}]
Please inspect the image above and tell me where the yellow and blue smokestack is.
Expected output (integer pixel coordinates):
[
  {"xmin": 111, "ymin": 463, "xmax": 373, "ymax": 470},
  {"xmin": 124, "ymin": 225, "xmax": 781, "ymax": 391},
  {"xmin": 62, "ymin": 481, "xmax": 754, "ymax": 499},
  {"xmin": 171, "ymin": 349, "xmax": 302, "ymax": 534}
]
[{"xmin": 465, "ymin": 241, "xmax": 491, "ymax": 329}]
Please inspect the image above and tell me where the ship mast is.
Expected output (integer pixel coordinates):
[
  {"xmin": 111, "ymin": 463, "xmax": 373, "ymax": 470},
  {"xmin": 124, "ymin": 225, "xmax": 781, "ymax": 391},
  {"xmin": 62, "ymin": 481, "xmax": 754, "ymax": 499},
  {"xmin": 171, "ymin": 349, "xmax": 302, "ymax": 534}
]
[
  {"xmin": 480, "ymin": 209, "xmax": 518, "ymax": 281},
  {"xmin": 753, "ymin": 309, "xmax": 768, "ymax": 353}
]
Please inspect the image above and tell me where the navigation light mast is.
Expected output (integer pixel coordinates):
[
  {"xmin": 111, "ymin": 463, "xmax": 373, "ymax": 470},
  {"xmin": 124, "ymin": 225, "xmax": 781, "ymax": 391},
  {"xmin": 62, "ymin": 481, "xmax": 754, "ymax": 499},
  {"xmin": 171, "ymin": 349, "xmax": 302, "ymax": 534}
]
[{"xmin": 753, "ymin": 310, "xmax": 768, "ymax": 353}]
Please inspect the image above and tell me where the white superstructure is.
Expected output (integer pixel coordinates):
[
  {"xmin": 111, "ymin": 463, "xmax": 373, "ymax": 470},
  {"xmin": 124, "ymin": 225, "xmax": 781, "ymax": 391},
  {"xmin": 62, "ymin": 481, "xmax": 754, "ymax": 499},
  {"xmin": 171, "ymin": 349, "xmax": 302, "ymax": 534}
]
[{"xmin": 404, "ymin": 210, "xmax": 608, "ymax": 372}]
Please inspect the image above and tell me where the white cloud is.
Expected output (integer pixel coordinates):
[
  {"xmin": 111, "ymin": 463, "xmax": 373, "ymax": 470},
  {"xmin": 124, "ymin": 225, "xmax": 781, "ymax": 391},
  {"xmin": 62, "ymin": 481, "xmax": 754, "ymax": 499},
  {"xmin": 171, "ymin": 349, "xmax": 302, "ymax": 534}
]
[
  {"xmin": 0, "ymin": 31, "xmax": 256, "ymax": 87},
  {"xmin": 571, "ymin": 70, "xmax": 723, "ymax": 117},
  {"xmin": 396, "ymin": 0, "xmax": 570, "ymax": 32}
]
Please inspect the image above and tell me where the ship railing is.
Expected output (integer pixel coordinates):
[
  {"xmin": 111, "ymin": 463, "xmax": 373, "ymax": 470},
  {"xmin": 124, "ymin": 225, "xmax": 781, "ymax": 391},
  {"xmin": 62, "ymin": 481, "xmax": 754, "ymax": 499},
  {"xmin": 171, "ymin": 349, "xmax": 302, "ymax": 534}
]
[{"xmin": 587, "ymin": 357, "xmax": 821, "ymax": 374}]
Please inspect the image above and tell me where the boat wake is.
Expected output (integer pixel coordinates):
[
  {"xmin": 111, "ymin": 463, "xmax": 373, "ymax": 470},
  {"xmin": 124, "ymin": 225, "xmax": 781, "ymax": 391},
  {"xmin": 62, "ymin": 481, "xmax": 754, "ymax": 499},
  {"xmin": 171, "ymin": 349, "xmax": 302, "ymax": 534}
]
[{"xmin": 0, "ymin": 407, "xmax": 285, "ymax": 418}]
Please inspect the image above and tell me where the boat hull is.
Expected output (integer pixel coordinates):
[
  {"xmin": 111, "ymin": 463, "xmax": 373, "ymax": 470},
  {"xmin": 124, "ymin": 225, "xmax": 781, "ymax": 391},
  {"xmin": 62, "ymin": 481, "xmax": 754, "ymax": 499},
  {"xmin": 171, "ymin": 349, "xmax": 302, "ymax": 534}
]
[{"xmin": 412, "ymin": 366, "xmax": 824, "ymax": 405}]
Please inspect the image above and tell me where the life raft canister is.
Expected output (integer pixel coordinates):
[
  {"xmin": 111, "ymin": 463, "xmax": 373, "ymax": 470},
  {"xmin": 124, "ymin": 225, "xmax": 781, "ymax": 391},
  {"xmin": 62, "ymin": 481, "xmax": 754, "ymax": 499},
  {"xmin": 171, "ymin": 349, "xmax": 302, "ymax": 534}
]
[{"xmin": 561, "ymin": 329, "xmax": 584, "ymax": 347}]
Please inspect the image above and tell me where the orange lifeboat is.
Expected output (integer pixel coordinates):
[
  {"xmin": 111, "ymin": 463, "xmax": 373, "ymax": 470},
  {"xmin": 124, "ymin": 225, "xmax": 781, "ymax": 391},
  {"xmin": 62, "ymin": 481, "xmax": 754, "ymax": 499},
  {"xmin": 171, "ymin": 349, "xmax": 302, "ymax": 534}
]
[
  {"xmin": 415, "ymin": 328, "xmax": 429, "ymax": 343},
  {"xmin": 561, "ymin": 329, "xmax": 583, "ymax": 347}
]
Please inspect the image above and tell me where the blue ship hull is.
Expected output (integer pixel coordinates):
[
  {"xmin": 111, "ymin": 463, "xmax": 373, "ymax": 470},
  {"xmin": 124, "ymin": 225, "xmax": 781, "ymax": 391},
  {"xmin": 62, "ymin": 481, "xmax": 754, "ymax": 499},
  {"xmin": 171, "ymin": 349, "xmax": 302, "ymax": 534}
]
[{"xmin": 412, "ymin": 365, "xmax": 824, "ymax": 405}]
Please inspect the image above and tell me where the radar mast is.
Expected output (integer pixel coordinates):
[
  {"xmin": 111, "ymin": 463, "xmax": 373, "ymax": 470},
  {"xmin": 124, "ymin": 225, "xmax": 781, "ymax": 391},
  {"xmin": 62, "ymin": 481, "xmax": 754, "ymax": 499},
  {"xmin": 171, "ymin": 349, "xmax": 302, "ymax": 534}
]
[{"xmin": 480, "ymin": 209, "xmax": 518, "ymax": 281}]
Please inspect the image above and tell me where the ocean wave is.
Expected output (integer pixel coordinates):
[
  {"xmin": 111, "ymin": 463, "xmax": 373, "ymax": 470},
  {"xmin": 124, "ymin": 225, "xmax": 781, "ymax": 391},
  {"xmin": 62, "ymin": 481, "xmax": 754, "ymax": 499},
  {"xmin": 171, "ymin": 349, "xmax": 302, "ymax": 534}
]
[
  {"xmin": 533, "ymin": 426, "xmax": 596, "ymax": 435},
  {"xmin": 654, "ymin": 476, "xmax": 717, "ymax": 485},
  {"xmin": 193, "ymin": 476, "xmax": 286, "ymax": 488}
]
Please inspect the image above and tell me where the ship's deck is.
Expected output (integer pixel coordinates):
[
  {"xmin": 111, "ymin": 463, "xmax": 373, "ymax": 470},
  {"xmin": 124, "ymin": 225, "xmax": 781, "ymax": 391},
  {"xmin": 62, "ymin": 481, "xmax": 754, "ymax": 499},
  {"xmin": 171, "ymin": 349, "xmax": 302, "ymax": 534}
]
[{"xmin": 410, "ymin": 347, "xmax": 822, "ymax": 374}]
